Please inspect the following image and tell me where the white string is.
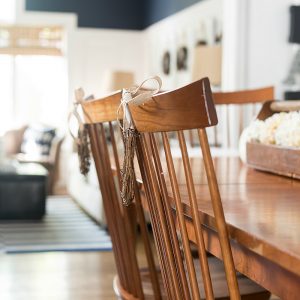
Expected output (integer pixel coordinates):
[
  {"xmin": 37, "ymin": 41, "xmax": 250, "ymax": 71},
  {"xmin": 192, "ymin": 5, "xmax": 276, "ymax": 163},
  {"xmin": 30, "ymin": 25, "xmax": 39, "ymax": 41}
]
[{"xmin": 117, "ymin": 76, "xmax": 162, "ymax": 131}]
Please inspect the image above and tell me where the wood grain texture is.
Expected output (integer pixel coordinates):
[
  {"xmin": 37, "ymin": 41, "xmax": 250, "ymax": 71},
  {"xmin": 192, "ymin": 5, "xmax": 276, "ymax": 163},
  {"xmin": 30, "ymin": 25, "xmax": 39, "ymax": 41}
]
[
  {"xmin": 81, "ymin": 87, "xmax": 165, "ymax": 125},
  {"xmin": 131, "ymin": 78, "xmax": 271, "ymax": 300},
  {"xmin": 88, "ymin": 122, "xmax": 163, "ymax": 300},
  {"xmin": 160, "ymin": 157, "xmax": 300, "ymax": 276},
  {"xmin": 83, "ymin": 91, "xmax": 122, "ymax": 124},
  {"xmin": 136, "ymin": 135, "xmax": 271, "ymax": 300},
  {"xmin": 189, "ymin": 85, "xmax": 274, "ymax": 148},
  {"xmin": 168, "ymin": 156, "xmax": 300, "ymax": 299},
  {"xmin": 186, "ymin": 220, "xmax": 300, "ymax": 300},
  {"xmin": 247, "ymin": 142, "xmax": 300, "ymax": 179},
  {"xmin": 136, "ymin": 155, "xmax": 300, "ymax": 298},
  {"xmin": 213, "ymin": 86, "xmax": 274, "ymax": 105},
  {"xmin": 129, "ymin": 78, "xmax": 218, "ymax": 133},
  {"xmin": 0, "ymin": 251, "xmax": 117, "ymax": 300},
  {"xmin": 83, "ymin": 84, "xmax": 163, "ymax": 299}
]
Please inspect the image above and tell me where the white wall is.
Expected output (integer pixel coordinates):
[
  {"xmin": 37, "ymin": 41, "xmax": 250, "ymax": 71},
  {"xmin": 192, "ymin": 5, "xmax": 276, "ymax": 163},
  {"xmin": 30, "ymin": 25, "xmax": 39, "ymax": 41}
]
[
  {"xmin": 221, "ymin": 0, "xmax": 249, "ymax": 90},
  {"xmin": 69, "ymin": 28, "xmax": 144, "ymax": 97},
  {"xmin": 247, "ymin": 0, "xmax": 294, "ymax": 97},
  {"xmin": 223, "ymin": 0, "xmax": 297, "ymax": 98},
  {"xmin": 144, "ymin": 0, "xmax": 222, "ymax": 90}
]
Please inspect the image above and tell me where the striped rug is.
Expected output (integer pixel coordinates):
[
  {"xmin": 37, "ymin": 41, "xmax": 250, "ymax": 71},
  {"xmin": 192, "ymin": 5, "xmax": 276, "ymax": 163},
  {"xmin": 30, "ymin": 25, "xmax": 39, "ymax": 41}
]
[{"xmin": 0, "ymin": 197, "xmax": 112, "ymax": 254}]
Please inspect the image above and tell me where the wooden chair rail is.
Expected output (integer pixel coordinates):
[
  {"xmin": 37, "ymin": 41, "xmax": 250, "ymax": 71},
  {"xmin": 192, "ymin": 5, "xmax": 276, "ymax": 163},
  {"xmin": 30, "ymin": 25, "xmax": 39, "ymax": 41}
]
[{"xmin": 213, "ymin": 86, "xmax": 274, "ymax": 105}]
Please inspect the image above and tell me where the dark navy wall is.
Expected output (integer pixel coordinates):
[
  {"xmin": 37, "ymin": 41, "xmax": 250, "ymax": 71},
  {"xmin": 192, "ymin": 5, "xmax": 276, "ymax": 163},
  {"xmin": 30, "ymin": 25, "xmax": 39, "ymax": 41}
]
[
  {"xmin": 144, "ymin": 0, "xmax": 201, "ymax": 28},
  {"xmin": 25, "ymin": 0, "xmax": 145, "ymax": 30},
  {"xmin": 25, "ymin": 0, "xmax": 202, "ymax": 30}
]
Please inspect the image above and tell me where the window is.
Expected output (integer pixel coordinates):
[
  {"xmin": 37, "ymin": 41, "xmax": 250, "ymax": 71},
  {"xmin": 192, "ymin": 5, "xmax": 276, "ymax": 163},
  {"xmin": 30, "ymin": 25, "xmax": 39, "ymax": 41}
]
[{"xmin": 0, "ymin": 24, "xmax": 67, "ymax": 134}]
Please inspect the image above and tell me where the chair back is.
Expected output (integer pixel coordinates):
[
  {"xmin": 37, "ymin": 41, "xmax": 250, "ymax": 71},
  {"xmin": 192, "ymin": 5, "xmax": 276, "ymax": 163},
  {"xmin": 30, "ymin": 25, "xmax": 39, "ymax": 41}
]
[
  {"xmin": 81, "ymin": 91, "xmax": 162, "ymax": 300},
  {"xmin": 129, "ymin": 78, "xmax": 241, "ymax": 300},
  {"xmin": 189, "ymin": 86, "xmax": 274, "ymax": 149}
]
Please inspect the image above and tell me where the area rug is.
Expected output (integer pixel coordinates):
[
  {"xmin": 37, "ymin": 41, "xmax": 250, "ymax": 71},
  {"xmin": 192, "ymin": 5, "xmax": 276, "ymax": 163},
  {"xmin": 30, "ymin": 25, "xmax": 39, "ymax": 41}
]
[{"xmin": 0, "ymin": 197, "xmax": 112, "ymax": 254}]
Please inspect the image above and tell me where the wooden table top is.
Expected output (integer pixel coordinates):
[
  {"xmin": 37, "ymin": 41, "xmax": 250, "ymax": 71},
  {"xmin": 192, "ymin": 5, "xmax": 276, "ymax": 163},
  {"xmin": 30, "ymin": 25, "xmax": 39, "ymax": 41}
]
[{"xmin": 161, "ymin": 156, "xmax": 300, "ymax": 278}]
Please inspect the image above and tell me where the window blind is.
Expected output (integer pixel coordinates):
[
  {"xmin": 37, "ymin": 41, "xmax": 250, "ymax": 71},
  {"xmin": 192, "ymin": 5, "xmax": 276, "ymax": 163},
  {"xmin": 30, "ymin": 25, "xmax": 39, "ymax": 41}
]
[{"xmin": 0, "ymin": 25, "xmax": 64, "ymax": 56}]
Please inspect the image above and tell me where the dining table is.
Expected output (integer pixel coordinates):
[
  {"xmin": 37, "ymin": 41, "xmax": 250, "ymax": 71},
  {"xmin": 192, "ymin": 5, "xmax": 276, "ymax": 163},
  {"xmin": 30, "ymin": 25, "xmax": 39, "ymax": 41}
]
[{"xmin": 138, "ymin": 154, "xmax": 300, "ymax": 299}]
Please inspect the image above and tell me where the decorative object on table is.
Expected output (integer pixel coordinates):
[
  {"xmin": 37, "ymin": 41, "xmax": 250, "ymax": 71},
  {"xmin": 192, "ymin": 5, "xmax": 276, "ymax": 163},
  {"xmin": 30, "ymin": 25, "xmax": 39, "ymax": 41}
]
[
  {"xmin": 241, "ymin": 100, "xmax": 300, "ymax": 179},
  {"xmin": 162, "ymin": 50, "xmax": 171, "ymax": 75},
  {"xmin": 176, "ymin": 46, "xmax": 188, "ymax": 71},
  {"xmin": 0, "ymin": 197, "xmax": 112, "ymax": 253}
]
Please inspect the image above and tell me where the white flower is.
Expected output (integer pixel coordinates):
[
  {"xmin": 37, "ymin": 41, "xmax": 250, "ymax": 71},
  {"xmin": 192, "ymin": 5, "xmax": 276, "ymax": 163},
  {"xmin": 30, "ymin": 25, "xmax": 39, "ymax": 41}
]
[
  {"xmin": 275, "ymin": 111, "xmax": 300, "ymax": 148},
  {"xmin": 242, "ymin": 120, "xmax": 265, "ymax": 143},
  {"xmin": 259, "ymin": 112, "xmax": 289, "ymax": 144},
  {"xmin": 240, "ymin": 110, "xmax": 300, "ymax": 150}
]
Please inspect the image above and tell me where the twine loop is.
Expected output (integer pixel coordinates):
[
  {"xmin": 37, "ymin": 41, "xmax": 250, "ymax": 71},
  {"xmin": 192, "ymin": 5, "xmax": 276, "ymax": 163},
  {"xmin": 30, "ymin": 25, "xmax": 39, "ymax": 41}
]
[
  {"xmin": 117, "ymin": 76, "xmax": 162, "ymax": 131},
  {"xmin": 68, "ymin": 88, "xmax": 93, "ymax": 176},
  {"xmin": 119, "ymin": 76, "xmax": 162, "ymax": 206}
]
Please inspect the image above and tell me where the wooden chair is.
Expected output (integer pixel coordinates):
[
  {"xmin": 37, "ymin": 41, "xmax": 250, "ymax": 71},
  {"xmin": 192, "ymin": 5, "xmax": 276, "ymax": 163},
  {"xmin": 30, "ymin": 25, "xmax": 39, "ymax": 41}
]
[
  {"xmin": 80, "ymin": 93, "xmax": 164, "ymax": 300},
  {"xmin": 128, "ymin": 78, "xmax": 271, "ymax": 299},
  {"xmin": 189, "ymin": 86, "xmax": 274, "ymax": 149}
]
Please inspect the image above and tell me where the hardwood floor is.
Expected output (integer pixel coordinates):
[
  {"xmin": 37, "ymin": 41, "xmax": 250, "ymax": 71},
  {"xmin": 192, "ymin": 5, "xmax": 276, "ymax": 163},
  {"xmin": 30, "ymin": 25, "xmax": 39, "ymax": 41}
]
[
  {"xmin": 0, "ymin": 244, "xmax": 280, "ymax": 300},
  {"xmin": 0, "ymin": 251, "xmax": 117, "ymax": 300}
]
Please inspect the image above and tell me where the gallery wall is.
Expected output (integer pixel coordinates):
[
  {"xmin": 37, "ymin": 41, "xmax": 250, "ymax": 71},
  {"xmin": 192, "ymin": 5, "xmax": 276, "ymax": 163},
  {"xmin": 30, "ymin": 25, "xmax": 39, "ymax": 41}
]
[{"xmin": 144, "ymin": 0, "xmax": 222, "ymax": 90}]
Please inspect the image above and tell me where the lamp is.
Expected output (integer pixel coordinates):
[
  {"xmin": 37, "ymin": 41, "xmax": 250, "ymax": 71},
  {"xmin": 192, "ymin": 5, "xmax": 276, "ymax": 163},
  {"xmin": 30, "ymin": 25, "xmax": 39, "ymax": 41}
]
[
  {"xmin": 192, "ymin": 45, "xmax": 222, "ymax": 86},
  {"xmin": 102, "ymin": 71, "xmax": 134, "ymax": 93}
]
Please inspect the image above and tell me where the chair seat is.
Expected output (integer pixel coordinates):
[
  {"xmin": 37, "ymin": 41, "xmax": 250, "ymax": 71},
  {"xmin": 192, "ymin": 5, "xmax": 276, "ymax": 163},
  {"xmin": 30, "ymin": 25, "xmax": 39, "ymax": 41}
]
[{"xmin": 113, "ymin": 257, "xmax": 270, "ymax": 300}]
